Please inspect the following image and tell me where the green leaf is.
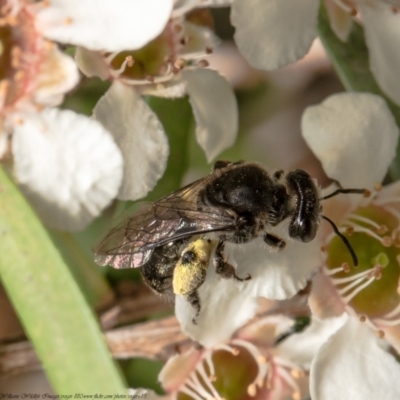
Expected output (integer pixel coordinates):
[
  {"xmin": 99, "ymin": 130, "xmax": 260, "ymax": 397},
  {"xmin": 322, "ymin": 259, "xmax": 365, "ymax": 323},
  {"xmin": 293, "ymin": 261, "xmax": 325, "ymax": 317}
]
[
  {"xmin": 0, "ymin": 167, "xmax": 126, "ymax": 393},
  {"xmin": 317, "ymin": 5, "xmax": 400, "ymax": 180},
  {"xmin": 145, "ymin": 96, "xmax": 194, "ymax": 200}
]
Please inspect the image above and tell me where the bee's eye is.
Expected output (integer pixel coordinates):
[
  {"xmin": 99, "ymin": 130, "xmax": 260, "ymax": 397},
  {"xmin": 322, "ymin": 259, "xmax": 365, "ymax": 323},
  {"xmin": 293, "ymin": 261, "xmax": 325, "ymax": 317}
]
[{"xmin": 289, "ymin": 218, "xmax": 317, "ymax": 243}]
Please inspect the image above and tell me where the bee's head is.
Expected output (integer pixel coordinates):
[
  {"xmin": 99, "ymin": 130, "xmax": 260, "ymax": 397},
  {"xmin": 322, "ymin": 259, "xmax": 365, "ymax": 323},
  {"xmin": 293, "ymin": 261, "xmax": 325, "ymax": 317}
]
[{"xmin": 285, "ymin": 169, "xmax": 321, "ymax": 243}]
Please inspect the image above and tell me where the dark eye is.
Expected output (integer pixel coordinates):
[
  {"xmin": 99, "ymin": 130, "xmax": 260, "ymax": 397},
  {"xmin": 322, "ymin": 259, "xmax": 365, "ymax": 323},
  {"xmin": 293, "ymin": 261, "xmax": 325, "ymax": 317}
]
[{"xmin": 289, "ymin": 218, "xmax": 317, "ymax": 243}]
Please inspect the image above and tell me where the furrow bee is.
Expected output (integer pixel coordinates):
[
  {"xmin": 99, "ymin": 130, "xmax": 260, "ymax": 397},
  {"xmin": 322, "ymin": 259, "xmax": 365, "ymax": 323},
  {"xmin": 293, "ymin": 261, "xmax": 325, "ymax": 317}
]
[{"xmin": 94, "ymin": 160, "xmax": 366, "ymax": 322}]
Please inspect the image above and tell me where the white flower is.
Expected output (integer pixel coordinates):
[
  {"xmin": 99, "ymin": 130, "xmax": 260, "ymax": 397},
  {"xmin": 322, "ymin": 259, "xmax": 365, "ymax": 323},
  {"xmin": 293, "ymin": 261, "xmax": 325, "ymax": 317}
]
[
  {"xmin": 77, "ymin": 7, "xmax": 238, "ymax": 201},
  {"xmin": 300, "ymin": 92, "xmax": 400, "ymax": 398},
  {"xmin": 0, "ymin": 0, "xmax": 123, "ymax": 230},
  {"xmin": 230, "ymin": 0, "xmax": 400, "ymax": 106}
]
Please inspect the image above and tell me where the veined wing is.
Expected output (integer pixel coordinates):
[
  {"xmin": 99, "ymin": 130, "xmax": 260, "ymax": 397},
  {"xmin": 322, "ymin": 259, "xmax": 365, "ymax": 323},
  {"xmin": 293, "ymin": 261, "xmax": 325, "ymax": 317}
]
[{"xmin": 93, "ymin": 178, "xmax": 236, "ymax": 269}]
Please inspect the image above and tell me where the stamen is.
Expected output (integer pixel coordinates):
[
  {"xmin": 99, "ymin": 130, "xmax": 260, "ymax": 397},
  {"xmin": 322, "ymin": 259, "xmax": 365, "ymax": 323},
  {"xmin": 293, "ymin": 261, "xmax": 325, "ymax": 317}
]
[
  {"xmin": 324, "ymin": 265, "xmax": 348, "ymax": 276},
  {"xmin": 186, "ymin": 372, "xmax": 214, "ymax": 399},
  {"xmin": 344, "ymin": 222, "xmax": 386, "ymax": 243},
  {"xmin": 330, "ymin": 268, "xmax": 372, "ymax": 284},
  {"xmin": 382, "ymin": 236, "xmax": 393, "ymax": 247},
  {"xmin": 348, "ymin": 213, "xmax": 381, "ymax": 230},
  {"xmin": 341, "ymin": 277, "xmax": 374, "ymax": 303},
  {"xmin": 180, "ymin": 382, "xmax": 209, "ymax": 400},
  {"xmin": 196, "ymin": 362, "xmax": 223, "ymax": 399},
  {"xmin": 276, "ymin": 365, "xmax": 302, "ymax": 398},
  {"xmin": 379, "ymin": 302, "xmax": 400, "ymax": 320}
]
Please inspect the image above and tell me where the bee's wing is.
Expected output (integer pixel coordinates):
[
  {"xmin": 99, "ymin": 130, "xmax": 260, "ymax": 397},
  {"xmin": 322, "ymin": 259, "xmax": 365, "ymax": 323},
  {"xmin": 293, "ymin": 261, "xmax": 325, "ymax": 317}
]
[{"xmin": 93, "ymin": 178, "xmax": 236, "ymax": 269}]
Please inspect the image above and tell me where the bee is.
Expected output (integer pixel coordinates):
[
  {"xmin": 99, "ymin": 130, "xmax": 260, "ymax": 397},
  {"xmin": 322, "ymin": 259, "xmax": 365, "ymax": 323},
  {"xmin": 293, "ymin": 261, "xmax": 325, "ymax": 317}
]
[{"xmin": 94, "ymin": 160, "xmax": 366, "ymax": 322}]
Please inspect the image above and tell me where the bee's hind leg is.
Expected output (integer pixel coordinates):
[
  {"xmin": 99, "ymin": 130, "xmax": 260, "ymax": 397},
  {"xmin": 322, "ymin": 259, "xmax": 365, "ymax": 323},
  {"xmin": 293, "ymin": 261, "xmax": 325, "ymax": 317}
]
[
  {"xmin": 185, "ymin": 291, "xmax": 201, "ymax": 325},
  {"xmin": 213, "ymin": 241, "xmax": 251, "ymax": 282}
]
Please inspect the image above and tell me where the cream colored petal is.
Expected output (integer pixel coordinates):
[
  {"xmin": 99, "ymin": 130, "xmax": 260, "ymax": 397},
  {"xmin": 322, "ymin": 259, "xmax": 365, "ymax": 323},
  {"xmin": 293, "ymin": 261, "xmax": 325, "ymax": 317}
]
[
  {"xmin": 34, "ymin": 46, "xmax": 79, "ymax": 106},
  {"xmin": 12, "ymin": 109, "xmax": 123, "ymax": 231},
  {"xmin": 324, "ymin": 0, "xmax": 353, "ymax": 42},
  {"xmin": 75, "ymin": 47, "xmax": 110, "ymax": 80},
  {"xmin": 34, "ymin": 0, "xmax": 173, "ymax": 52},
  {"xmin": 182, "ymin": 68, "xmax": 238, "ymax": 161},
  {"xmin": 302, "ymin": 93, "xmax": 399, "ymax": 189},
  {"xmin": 93, "ymin": 81, "xmax": 169, "ymax": 200},
  {"xmin": 359, "ymin": 3, "xmax": 400, "ymax": 106},
  {"xmin": 231, "ymin": 0, "xmax": 319, "ymax": 70},
  {"xmin": 311, "ymin": 317, "xmax": 400, "ymax": 399}
]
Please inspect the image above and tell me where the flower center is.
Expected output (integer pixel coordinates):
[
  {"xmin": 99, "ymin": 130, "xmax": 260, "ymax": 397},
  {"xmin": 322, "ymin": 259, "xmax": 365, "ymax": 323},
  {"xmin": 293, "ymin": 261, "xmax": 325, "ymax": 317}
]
[
  {"xmin": 325, "ymin": 203, "xmax": 400, "ymax": 320},
  {"xmin": 0, "ymin": 1, "xmax": 38, "ymax": 111}
]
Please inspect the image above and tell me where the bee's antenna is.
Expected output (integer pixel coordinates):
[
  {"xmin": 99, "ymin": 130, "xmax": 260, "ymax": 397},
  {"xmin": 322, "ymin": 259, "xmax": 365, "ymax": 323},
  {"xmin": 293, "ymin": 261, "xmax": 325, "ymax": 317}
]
[
  {"xmin": 321, "ymin": 215, "xmax": 358, "ymax": 267},
  {"xmin": 320, "ymin": 188, "xmax": 367, "ymax": 201}
]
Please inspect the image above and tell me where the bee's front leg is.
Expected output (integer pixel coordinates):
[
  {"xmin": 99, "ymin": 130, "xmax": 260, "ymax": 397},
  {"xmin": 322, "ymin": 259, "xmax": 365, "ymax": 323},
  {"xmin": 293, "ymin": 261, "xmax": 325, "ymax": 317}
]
[
  {"xmin": 213, "ymin": 241, "xmax": 251, "ymax": 282},
  {"xmin": 263, "ymin": 233, "xmax": 286, "ymax": 250}
]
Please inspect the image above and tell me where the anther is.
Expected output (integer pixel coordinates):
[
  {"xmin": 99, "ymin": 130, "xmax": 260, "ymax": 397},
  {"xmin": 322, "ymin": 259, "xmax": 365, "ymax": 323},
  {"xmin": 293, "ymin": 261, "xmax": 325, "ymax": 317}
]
[
  {"xmin": 362, "ymin": 189, "xmax": 371, "ymax": 198},
  {"xmin": 292, "ymin": 391, "xmax": 301, "ymax": 400},
  {"xmin": 231, "ymin": 348, "xmax": 239, "ymax": 356},
  {"xmin": 146, "ymin": 75, "xmax": 155, "ymax": 83},
  {"xmin": 359, "ymin": 315, "xmax": 367, "ymax": 322},
  {"xmin": 341, "ymin": 262, "xmax": 350, "ymax": 273},
  {"xmin": 180, "ymin": 37, "xmax": 187, "ymax": 46},
  {"xmin": 374, "ymin": 183, "xmax": 383, "ymax": 191},
  {"xmin": 125, "ymin": 56, "xmax": 134, "ymax": 67},
  {"xmin": 257, "ymin": 355, "xmax": 267, "ymax": 364},
  {"xmin": 368, "ymin": 265, "xmax": 382, "ymax": 280},
  {"xmin": 209, "ymin": 375, "xmax": 217, "ymax": 382},
  {"xmin": 197, "ymin": 59, "xmax": 209, "ymax": 68},
  {"xmin": 321, "ymin": 245, "xmax": 327, "ymax": 252},
  {"xmin": 375, "ymin": 224, "xmax": 389, "ymax": 235},
  {"xmin": 290, "ymin": 369, "xmax": 304, "ymax": 379},
  {"xmin": 345, "ymin": 226, "xmax": 354, "ymax": 235},
  {"xmin": 376, "ymin": 330, "xmax": 385, "ymax": 339},
  {"xmin": 394, "ymin": 237, "xmax": 400, "ymax": 248},
  {"xmin": 64, "ymin": 17, "xmax": 73, "ymax": 25},
  {"xmin": 173, "ymin": 59, "xmax": 185, "ymax": 70},
  {"xmin": 174, "ymin": 24, "xmax": 183, "ymax": 33},
  {"xmin": 350, "ymin": 7, "xmax": 357, "ymax": 16},
  {"xmin": 206, "ymin": 47, "xmax": 213, "ymax": 54},
  {"xmin": 247, "ymin": 384, "xmax": 256, "ymax": 396},
  {"xmin": 392, "ymin": 6, "xmax": 399, "ymax": 13},
  {"xmin": 382, "ymin": 236, "xmax": 393, "ymax": 247}
]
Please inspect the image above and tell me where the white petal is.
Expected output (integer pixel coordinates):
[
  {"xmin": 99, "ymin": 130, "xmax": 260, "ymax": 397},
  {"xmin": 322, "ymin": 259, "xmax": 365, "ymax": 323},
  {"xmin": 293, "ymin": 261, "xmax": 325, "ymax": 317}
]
[
  {"xmin": 176, "ymin": 267, "xmax": 258, "ymax": 347},
  {"xmin": 141, "ymin": 77, "xmax": 187, "ymax": 98},
  {"xmin": 310, "ymin": 317, "xmax": 400, "ymax": 400},
  {"xmin": 229, "ymin": 235, "xmax": 323, "ymax": 300},
  {"xmin": 34, "ymin": 46, "xmax": 80, "ymax": 106},
  {"xmin": 34, "ymin": 0, "xmax": 173, "ymax": 52},
  {"xmin": 231, "ymin": 0, "xmax": 319, "ymax": 70},
  {"xmin": 182, "ymin": 68, "xmax": 238, "ymax": 161},
  {"xmin": 93, "ymin": 81, "xmax": 168, "ymax": 201},
  {"xmin": 359, "ymin": 3, "xmax": 400, "ymax": 106},
  {"xmin": 325, "ymin": 0, "xmax": 353, "ymax": 42},
  {"xmin": 276, "ymin": 314, "xmax": 347, "ymax": 369},
  {"xmin": 302, "ymin": 93, "xmax": 399, "ymax": 189},
  {"xmin": 75, "ymin": 47, "xmax": 110, "ymax": 80},
  {"xmin": 12, "ymin": 109, "xmax": 123, "ymax": 231}
]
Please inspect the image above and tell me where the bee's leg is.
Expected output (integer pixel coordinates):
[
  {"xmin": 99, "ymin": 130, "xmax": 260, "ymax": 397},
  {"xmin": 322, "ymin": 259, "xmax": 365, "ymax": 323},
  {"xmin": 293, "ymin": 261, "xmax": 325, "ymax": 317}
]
[
  {"xmin": 213, "ymin": 160, "xmax": 245, "ymax": 171},
  {"xmin": 185, "ymin": 291, "xmax": 201, "ymax": 325},
  {"xmin": 263, "ymin": 233, "xmax": 286, "ymax": 250},
  {"xmin": 213, "ymin": 241, "xmax": 251, "ymax": 281}
]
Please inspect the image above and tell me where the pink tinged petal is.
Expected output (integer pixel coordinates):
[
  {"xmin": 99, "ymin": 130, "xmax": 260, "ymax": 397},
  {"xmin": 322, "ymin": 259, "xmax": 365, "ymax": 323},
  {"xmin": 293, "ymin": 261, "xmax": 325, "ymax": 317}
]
[
  {"xmin": 175, "ymin": 268, "xmax": 258, "ymax": 347},
  {"xmin": 310, "ymin": 317, "xmax": 400, "ymax": 399},
  {"xmin": 93, "ymin": 81, "xmax": 168, "ymax": 201},
  {"xmin": 12, "ymin": 109, "xmax": 123, "ymax": 231},
  {"xmin": 276, "ymin": 314, "xmax": 347, "ymax": 369},
  {"xmin": 324, "ymin": 0, "xmax": 353, "ymax": 42},
  {"xmin": 238, "ymin": 315, "xmax": 295, "ymax": 347},
  {"xmin": 34, "ymin": 46, "xmax": 79, "ymax": 106},
  {"xmin": 34, "ymin": 0, "xmax": 173, "ymax": 52},
  {"xmin": 228, "ymin": 236, "xmax": 323, "ymax": 300},
  {"xmin": 231, "ymin": 0, "xmax": 319, "ymax": 70},
  {"xmin": 359, "ymin": 3, "xmax": 400, "ymax": 106},
  {"xmin": 182, "ymin": 68, "xmax": 238, "ymax": 161},
  {"xmin": 309, "ymin": 269, "xmax": 346, "ymax": 319},
  {"xmin": 379, "ymin": 324, "xmax": 400, "ymax": 354},
  {"xmin": 158, "ymin": 348, "xmax": 202, "ymax": 392},
  {"xmin": 302, "ymin": 93, "xmax": 399, "ymax": 189},
  {"xmin": 75, "ymin": 47, "xmax": 110, "ymax": 80}
]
